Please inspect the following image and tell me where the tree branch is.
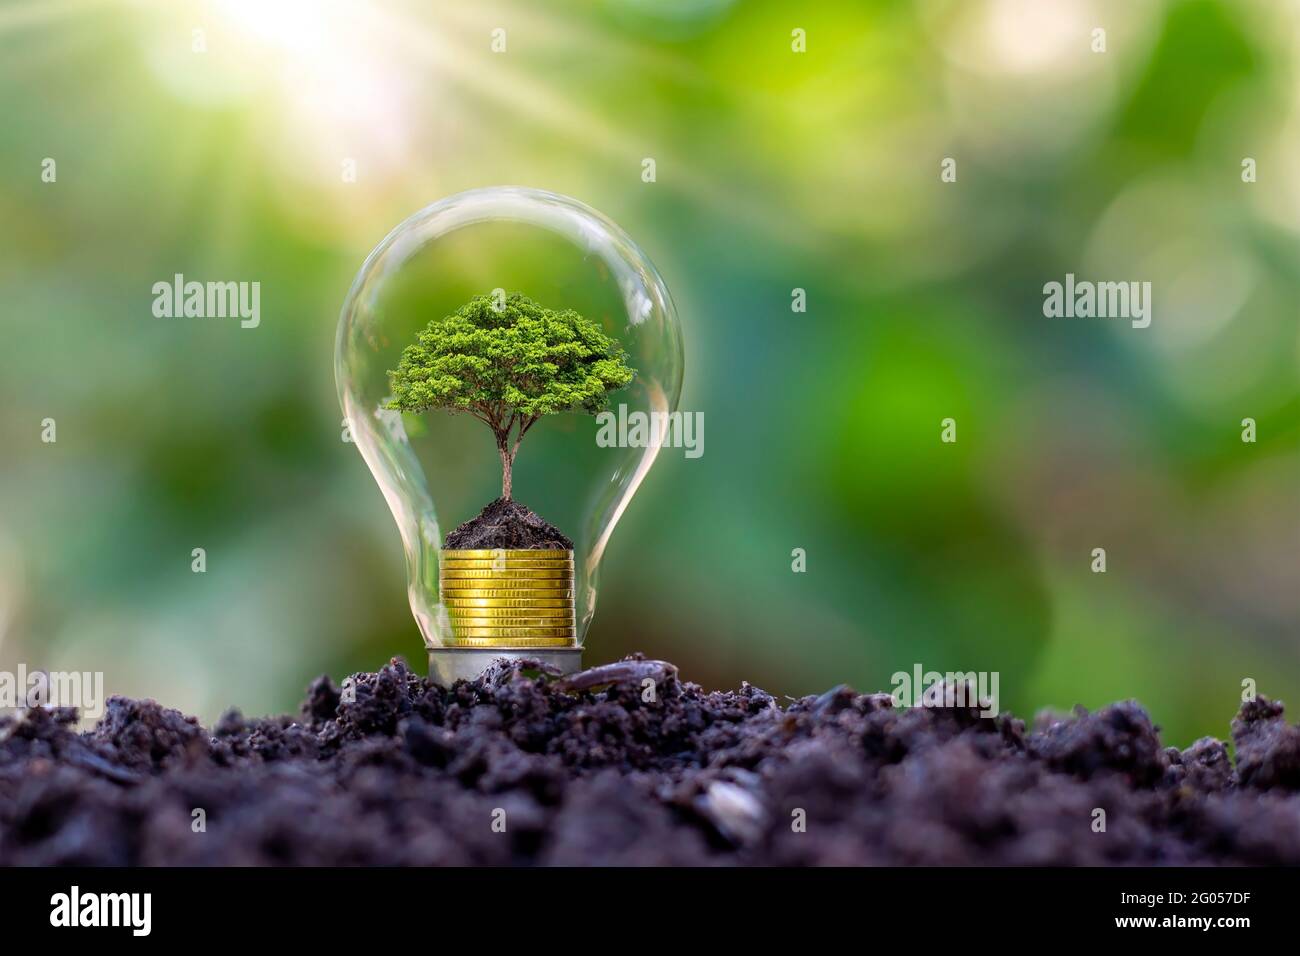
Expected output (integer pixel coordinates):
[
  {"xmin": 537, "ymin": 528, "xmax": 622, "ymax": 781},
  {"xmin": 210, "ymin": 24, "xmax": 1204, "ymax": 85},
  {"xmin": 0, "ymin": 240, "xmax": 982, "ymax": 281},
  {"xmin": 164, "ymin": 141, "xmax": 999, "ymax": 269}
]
[{"xmin": 511, "ymin": 414, "xmax": 540, "ymax": 457}]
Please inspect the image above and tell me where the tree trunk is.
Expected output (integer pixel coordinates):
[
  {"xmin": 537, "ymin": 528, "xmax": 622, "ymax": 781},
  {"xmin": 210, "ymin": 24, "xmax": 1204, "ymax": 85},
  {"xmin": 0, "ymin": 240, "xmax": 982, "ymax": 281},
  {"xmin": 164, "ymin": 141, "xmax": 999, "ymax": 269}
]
[{"xmin": 497, "ymin": 439, "xmax": 513, "ymax": 500}]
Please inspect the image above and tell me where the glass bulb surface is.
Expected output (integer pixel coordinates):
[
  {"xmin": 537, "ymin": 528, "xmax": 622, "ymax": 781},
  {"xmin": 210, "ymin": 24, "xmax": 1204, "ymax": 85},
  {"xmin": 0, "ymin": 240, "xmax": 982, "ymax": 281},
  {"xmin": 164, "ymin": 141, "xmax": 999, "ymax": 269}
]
[{"xmin": 336, "ymin": 187, "xmax": 683, "ymax": 671}]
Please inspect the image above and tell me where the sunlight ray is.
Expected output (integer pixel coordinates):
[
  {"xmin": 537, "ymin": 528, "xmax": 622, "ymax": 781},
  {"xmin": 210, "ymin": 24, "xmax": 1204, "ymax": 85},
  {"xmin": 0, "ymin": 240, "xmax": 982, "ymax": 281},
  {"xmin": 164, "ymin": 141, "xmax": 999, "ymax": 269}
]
[{"xmin": 369, "ymin": 4, "xmax": 812, "ymax": 250}]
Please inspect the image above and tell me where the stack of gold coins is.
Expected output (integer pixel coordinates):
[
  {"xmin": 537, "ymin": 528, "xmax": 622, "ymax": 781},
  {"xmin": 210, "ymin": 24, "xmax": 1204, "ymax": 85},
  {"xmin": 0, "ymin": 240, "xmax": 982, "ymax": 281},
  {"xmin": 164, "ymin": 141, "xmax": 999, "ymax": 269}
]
[{"xmin": 438, "ymin": 549, "xmax": 576, "ymax": 648}]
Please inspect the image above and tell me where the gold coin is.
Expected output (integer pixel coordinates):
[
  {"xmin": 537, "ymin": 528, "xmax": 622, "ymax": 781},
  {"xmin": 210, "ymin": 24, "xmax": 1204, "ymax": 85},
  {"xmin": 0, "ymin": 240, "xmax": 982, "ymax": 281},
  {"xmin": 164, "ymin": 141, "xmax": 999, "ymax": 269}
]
[
  {"xmin": 452, "ymin": 624, "xmax": 574, "ymax": 632},
  {"xmin": 442, "ymin": 553, "xmax": 573, "ymax": 562},
  {"xmin": 451, "ymin": 614, "xmax": 575, "ymax": 624},
  {"xmin": 444, "ymin": 637, "xmax": 576, "ymax": 649},
  {"xmin": 439, "ymin": 554, "xmax": 572, "ymax": 561},
  {"xmin": 440, "ymin": 588, "xmax": 573, "ymax": 600},
  {"xmin": 440, "ymin": 568, "xmax": 572, "ymax": 580},
  {"xmin": 452, "ymin": 625, "xmax": 576, "ymax": 638},
  {"xmin": 454, "ymin": 624, "xmax": 577, "ymax": 632},
  {"xmin": 443, "ymin": 597, "xmax": 574, "ymax": 609},
  {"xmin": 441, "ymin": 559, "xmax": 574, "ymax": 570},
  {"xmin": 450, "ymin": 606, "xmax": 575, "ymax": 619}
]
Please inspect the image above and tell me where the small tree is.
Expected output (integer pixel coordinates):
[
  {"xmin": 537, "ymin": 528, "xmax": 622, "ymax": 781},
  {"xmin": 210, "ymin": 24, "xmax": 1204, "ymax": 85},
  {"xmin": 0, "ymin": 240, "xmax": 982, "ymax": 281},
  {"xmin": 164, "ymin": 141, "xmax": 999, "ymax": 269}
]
[{"xmin": 386, "ymin": 292, "xmax": 635, "ymax": 500}]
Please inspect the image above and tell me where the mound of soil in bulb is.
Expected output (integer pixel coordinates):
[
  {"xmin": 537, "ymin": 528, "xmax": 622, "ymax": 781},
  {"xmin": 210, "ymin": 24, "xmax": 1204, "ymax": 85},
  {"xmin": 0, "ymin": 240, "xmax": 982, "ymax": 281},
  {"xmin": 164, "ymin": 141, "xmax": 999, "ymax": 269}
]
[
  {"xmin": 3, "ymin": 655, "xmax": 1300, "ymax": 865},
  {"xmin": 443, "ymin": 497, "xmax": 573, "ymax": 550}
]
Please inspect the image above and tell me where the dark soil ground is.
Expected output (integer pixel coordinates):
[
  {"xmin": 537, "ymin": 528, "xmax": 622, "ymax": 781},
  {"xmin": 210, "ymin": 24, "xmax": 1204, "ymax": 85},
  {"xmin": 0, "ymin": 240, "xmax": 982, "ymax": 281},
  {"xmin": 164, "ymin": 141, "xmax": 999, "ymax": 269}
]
[
  {"xmin": 2, "ymin": 655, "xmax": 1299, "ymax": 865},
  {"xmin": 443, "ymin": 498, "xmax": 573, "ymax": 550}
]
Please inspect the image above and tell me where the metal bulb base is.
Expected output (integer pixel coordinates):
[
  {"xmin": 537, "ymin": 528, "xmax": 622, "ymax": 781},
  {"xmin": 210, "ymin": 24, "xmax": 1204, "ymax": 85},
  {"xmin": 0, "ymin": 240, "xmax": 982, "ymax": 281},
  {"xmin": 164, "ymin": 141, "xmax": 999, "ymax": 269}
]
[{"xmin": 427, "ymin": 647, "xmax": 583, "ymax": 685}]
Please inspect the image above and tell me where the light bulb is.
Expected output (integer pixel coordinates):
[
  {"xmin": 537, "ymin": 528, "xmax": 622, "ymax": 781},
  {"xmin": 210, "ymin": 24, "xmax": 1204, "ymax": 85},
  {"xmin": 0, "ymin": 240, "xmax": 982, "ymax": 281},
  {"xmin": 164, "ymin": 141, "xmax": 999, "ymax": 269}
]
[{"xmin": 336, "ymin": 187, "xmax": 683, "ymax": 683}]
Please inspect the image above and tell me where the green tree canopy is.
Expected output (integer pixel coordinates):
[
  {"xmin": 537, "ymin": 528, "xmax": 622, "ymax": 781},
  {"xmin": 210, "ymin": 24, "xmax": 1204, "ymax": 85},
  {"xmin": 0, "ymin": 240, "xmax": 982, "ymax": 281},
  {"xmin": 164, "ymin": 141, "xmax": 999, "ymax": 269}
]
[{"xmin": 386, "ymin": 291, "xmax": 635, "ymax": 499}]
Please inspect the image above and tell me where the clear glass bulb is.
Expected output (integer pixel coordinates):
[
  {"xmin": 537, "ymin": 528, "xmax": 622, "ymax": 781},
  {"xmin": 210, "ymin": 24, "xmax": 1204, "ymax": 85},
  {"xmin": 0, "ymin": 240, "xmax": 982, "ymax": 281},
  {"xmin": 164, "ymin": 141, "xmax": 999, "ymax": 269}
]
[{"xmin": 336, "ymin": 187, "xmax": 683, "ymax": 681}]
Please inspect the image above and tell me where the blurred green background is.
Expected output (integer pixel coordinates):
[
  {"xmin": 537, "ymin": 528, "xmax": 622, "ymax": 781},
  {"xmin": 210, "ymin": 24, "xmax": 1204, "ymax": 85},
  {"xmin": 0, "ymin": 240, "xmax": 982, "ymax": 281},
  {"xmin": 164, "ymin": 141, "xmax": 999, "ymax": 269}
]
[{"xmin": 1, "ymin": 0, "xmax": 1297, "ymax": 746}]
